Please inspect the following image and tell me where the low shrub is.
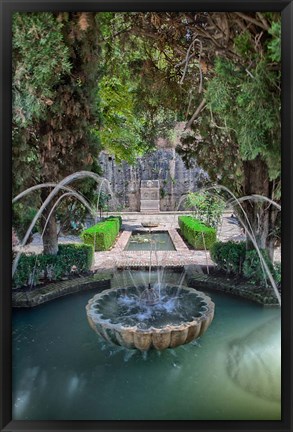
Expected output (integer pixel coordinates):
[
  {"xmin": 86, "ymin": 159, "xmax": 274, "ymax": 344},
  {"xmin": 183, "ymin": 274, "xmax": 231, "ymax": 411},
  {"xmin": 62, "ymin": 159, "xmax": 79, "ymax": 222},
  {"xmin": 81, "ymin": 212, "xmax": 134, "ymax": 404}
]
[
  {"xmin": 210, "ymin": 241, "xmax": 246, "ymax": 274},
  {"xmin": 211, "ymin": 241, "xmax": 281, "ymax": 287},
  {"xmin": 13, "ymin": 254, "xmax": 41, "ymax": 288},
  {"xmin": 178, "ymin": 216, "xmax": 216, "ymax": 250},
  {"xmin": 58, "ymin": 243, "xmax": 94, "ymax": 271},
  {"xmin": 12, "ymin": 243, "xmax": 94, "ymax": 288},
  {"xmin": 80, "ymin": 216, "xmax": 121, "ymax": 251},
  {"xmin": 242, "ymin": 249, "xmax": 276, "ymax": 285}
]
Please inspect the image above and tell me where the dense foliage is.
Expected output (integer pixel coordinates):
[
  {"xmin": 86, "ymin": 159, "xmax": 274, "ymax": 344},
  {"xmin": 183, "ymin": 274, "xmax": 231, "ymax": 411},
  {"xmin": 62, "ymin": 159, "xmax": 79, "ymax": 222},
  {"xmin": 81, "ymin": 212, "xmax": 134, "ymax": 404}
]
[
  {"xmin": 210, "ymin": 241, "xmax": 246, "ymax": 275},
  {"xmin": 183, "ymin": 191, "xmax": 225, "ymax": 229},
  {"xmin": 95, "ymin": 13, "xmax": 182, "ymax": 161},
  {"xmin": 211, "ymin": 241, "xmax": 281, "ymax": 286},
  {"xmin": 12, "ymin": 12, "xmax": 103, "ymax": 254},
  {"xmin": 12, "ymin": 12, "xmax": 101, "ymax": 192},
  {"xmin": 13, "ymin": 243, "xmax": 94, "ymax": 288},
  {"xmin": 13, "ymin": 13, "xmax": 71, "ymax": 130},
  {"xmin": 203, "ymin": 56, "xmax": 280, "ymax": 183}
]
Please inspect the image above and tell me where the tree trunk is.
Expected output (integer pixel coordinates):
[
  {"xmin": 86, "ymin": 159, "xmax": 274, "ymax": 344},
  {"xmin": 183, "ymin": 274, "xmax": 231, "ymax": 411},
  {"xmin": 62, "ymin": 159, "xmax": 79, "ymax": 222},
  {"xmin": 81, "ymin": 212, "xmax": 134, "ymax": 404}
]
[
  {"xmin": 41, "ymin": 189, "xmax": 59, "ymax": 255},
  {"xmin": 240, "ymin": 157, "xmax": 279, "ymax": 261}
]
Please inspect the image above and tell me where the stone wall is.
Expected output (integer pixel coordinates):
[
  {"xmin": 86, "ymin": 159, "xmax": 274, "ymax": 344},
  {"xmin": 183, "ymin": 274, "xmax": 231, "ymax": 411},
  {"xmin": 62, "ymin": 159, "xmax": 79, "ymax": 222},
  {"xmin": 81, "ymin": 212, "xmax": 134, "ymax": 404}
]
[{"xmin": 99, "ymin": 148, "xmax": 208, "ymax": 211}]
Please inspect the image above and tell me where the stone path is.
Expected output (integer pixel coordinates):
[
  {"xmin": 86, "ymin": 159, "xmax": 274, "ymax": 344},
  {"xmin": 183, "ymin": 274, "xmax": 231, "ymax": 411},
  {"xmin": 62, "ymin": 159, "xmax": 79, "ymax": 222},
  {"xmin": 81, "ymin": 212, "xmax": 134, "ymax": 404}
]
[
  {"xmin": 91, "ymin": 212, "xmax": 241, "ymax": 270},
  {"xmin": 16, "ymin": 212, "xmax": 281, "ymax": 270}
]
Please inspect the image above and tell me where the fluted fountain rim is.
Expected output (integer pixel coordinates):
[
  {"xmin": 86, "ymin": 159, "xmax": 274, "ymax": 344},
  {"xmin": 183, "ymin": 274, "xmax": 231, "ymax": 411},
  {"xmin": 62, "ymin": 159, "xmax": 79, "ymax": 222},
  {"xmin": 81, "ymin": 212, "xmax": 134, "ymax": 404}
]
[{"xmin": 86, "ymin": 284, "xmax": 215, "ymax": 335}]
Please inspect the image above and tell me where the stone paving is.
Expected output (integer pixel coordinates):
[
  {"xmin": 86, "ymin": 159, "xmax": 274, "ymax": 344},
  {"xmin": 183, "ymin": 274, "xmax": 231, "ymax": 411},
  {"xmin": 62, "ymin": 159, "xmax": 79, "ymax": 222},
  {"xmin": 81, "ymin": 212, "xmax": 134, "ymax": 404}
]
[
  {"xmin": 17, "ymin": 211, "xmax": 281, "ymax": 270},
  {"xmin": 92, "ymin": 212, "xmax": 242, "ymax": 270},
  {"xmin": 12, "ymin": 211, "xmax": 281, "ymax": 308}
]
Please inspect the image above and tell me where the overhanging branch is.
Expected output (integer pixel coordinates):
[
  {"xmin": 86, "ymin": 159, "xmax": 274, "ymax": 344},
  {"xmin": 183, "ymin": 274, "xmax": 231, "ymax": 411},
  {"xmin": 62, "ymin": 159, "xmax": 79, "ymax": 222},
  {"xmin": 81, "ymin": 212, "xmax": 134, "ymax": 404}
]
[{"xmin": 185, "ymin": 98, "xmax": 206, "ymax": 129}]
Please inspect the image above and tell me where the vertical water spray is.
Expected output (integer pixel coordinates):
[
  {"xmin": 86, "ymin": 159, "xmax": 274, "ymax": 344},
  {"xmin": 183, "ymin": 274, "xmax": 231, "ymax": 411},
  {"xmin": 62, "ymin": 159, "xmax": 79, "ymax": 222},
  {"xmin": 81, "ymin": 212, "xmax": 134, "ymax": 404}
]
[{"xmin": 148, "ymin": 228, "xmax": 152, "ymax": 291}]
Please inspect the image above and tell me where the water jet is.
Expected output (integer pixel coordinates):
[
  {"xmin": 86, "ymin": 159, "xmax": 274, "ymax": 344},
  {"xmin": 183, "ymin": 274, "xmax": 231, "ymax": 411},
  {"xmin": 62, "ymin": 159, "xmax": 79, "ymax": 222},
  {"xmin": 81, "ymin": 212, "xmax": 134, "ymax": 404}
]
[{"xmin": 86, "ymin": 284, "xmax": 215, "ymax": 351}]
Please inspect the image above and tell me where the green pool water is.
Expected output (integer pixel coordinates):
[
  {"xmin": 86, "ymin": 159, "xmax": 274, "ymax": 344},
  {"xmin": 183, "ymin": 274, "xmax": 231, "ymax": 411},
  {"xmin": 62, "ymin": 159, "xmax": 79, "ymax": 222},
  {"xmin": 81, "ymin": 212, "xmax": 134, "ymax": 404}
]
[
  {"xmin": 12, "ymin": 270, "xmax": 281, "ymax": 421},
  {"xmin": 125, "ymin": 231, "xmax": 176, "ymax": 251}
]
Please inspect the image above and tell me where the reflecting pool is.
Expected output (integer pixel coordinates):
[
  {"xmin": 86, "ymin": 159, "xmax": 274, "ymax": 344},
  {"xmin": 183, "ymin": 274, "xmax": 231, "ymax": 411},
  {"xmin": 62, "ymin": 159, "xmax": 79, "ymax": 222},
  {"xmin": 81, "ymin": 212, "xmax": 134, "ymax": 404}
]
[{"xmin": 125, "ymin": 231, "xmax": 175, "ymax": 251}]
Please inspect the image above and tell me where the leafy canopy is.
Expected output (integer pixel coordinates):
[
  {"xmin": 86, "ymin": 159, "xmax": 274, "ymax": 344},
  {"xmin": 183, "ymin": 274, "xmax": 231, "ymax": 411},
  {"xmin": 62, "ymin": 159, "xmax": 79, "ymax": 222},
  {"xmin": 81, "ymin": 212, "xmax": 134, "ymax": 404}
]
[
  {"xmin": 13, "ymin": 12, "xmax": 71, "ymax": 127},
  {"xmin": 205, "ymin": 57, "xmax": 281, "ymax": 181}
]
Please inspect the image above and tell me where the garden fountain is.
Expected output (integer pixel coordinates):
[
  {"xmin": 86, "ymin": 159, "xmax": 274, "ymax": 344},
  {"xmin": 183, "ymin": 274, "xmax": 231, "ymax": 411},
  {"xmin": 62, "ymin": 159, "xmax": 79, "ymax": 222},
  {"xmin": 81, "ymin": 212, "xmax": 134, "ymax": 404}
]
[
  {"xmin": 12, "ymin": 172, "xmax": 280, "ymax": 352},
  {"xmin": 11, "ymin": 173, "xmax": 281, "ymax": 420},
  {"xmin": 86, "ymin": 224, "xmax": 215, "ymax": 351},
  {"xmin": 12, "ymin": 171, "xmax": 118, "ymax": 277},
  {"xmin": 86, "ymin": 283, "xmax": 214, "ymax": 351},
  {"xmin": 12, "ymin": 175, "xmax": 281, "ymax": 423}
]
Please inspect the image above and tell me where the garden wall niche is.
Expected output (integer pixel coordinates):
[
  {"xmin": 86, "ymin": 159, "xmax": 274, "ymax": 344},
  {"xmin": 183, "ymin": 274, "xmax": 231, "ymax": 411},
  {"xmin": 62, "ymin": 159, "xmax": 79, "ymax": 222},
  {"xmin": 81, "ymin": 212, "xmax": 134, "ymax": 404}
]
[
  {"xmin": 98, "ymin": 148, "xmax": 207, "ymax": 211},
  {"xmin": 140, "ymin": 180, "xmax": 160, "ymax": 212}
]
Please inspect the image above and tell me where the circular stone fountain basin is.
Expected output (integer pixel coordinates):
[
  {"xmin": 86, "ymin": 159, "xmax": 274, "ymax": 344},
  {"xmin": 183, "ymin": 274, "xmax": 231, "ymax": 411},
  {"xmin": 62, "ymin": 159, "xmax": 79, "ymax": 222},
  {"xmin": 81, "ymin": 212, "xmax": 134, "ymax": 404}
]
[{"xmin": 86, "ymin": 285, "xmax": 215, "ymax": 351}]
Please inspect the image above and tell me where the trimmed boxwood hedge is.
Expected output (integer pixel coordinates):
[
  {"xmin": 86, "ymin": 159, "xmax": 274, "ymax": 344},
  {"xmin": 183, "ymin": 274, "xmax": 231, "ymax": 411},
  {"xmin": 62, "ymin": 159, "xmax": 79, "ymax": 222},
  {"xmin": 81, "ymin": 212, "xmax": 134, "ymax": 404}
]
[
  {"xmin": 81, "ymin": 216, "xmax": 122, "ymax": 251},
  {"xmin": 13, "ymin": 243, "xmax": 94, "ymax": 289},
  {"xmin": 178, "ymin": 216, "xmax": 216, "ymax": 250}
]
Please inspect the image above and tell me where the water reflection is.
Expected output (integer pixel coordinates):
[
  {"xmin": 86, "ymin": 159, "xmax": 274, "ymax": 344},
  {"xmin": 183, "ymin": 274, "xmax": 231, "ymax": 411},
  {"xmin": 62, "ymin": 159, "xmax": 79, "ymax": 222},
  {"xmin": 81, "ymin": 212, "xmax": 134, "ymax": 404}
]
[
  {"xmin": 227, "ymin": 317, "xmax": 281, "ymax": 402},
  {"xmin": 12, "ymin": 272, "xmax": 281, "ymax": 420}
]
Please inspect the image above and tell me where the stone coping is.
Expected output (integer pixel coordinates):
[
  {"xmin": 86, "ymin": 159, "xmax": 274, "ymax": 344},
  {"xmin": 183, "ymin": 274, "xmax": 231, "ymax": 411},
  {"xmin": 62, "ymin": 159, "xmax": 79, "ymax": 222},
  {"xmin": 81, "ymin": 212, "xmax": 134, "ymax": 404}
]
[
  {"xmin": 93, "ymin": 228, "xmax": 213, "ymax": 270},
  {"xmin": 12, "ymin": 270, "xmax": 113, "ymax": 308},
  {"xmin": 186, "ymin": 271, "xmax": 280, "ymax": 306},
  {"xmin": 12, "ymin": 266, "xmax": 279, "ymax": 308},
  {"xmin": 119, "ymin": 228, "xmax": 188, "ymax": 252},
  {"xmin": 87, "ymin": 285, "xmax": 214, "ymax": 334}
]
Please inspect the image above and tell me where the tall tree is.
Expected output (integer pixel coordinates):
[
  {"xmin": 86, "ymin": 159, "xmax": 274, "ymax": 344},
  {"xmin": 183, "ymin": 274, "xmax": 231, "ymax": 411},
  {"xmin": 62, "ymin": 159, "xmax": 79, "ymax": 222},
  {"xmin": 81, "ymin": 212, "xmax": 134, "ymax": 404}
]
[
  {"xmin": 13, "ymin": 12, "xmax": 102, "ymax": 254},
  {"xmin": 13, "ymin": 12, "xmax": 281, "ymax": 259},
  {"xmin": 121, "ymin": 12, "xmax": 281, "ymax": 258}
]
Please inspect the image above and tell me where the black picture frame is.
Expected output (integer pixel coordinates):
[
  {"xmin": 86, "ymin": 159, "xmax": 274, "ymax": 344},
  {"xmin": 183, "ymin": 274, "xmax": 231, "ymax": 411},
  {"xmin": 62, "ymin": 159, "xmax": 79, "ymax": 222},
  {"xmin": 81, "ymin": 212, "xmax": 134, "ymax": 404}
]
[{"xmin": 1, "ymin": 1, "xmax": 292, "ymax": 431}]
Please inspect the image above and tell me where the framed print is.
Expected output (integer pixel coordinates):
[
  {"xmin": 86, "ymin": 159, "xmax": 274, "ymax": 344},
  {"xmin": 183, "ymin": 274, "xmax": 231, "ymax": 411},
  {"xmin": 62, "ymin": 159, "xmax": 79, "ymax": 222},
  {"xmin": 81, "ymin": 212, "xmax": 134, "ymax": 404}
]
[{"xmin": 1, "ymin": 1, "xmax": 292, "ymax": 431}]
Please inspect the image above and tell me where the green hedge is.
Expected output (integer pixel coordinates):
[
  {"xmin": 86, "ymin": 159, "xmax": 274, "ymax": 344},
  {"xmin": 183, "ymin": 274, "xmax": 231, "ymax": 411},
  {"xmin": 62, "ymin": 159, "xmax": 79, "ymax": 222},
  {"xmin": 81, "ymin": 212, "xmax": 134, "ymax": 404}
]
[
  {"xmin": 178, "ymin": 216, "xmax": 217, "ymax": 250},
  {"xmin": 242, "ymin": 249, "xmax": 280, "ymax": 284},
  {"xmin": 80, "ymin": 216, "xmax": 122, "ymax": 251},
  {"xmin": 211, "ymin": 241, "xmax": 281, "ymax": 286},
  {"xmin": 210, "ymin": 241, "xmax": 246, "ymax": 274},
  {"xmin": 107, "ymin": 215, "xmax": 122, "ymax": 230},
  {"xmin": 13, "ymin": 243, "xmax": 94, "ymax": 288}
]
